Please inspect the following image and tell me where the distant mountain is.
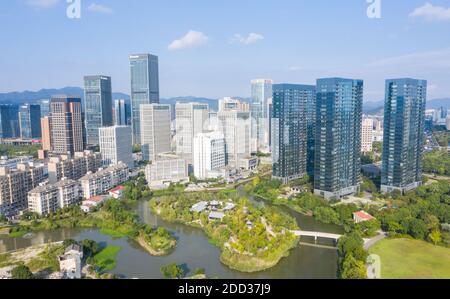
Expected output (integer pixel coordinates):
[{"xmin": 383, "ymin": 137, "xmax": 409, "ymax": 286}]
[
  {"xmin": 362, "ymin": 98, "xmax": 450, "ymax": 115},
  {"xmin": 0, "ymin": 87, "xmax": 130, "ymax": 104},
  {"xmin": 363, "ymin": 101, "xmax": 384, "ymax": 115}
]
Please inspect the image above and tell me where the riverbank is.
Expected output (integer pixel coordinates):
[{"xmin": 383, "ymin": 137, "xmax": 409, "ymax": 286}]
[
  {"xmin": 136, "ymin": 227, "xmax": 177, "ymax": 256},
  {"xmin": 149, "ymin": 191, "xmax": 300, "ymax": 273}
]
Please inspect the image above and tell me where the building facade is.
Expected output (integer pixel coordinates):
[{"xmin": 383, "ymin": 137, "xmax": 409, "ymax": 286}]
[
  {"xmin": 272, "ymin": 84, "xmax": 314, "ymax": 184},
  {"xmin": 250, "ymin": 79, "xmax": 273, "ymax": 152},
  {"xmin": 99, "ymin": 126, "xmax": 133, "ymax": 169},
  {"xmin": 361, "ymin": 117, "xmax": 374, "ymax": 153},
  {"xmin": 49, "ymin": 96, "xmax": 84, "ymax": 155},
  {"xmin": 381, "ymin": 78, "xmax": 427, "ymax": 194},
  {"xmin": 145, "ymin": 153, "xmax": 189, "ymax": 188},
  {"xmin": 175, "ymin": 102, "xmax": 209, "ymax": 161},
  {"xmin": 80, "ymin": 162, "xmax": 129, "ymax": 199},
  {"xmin": 19, "ymin": 104, "xmax": 41, "ymax": 139},
  {"xmin": 314, "ymin": 78, "xmax": 363, "ymax": 199},
  {"xmin": 0, "ymin": 163, "xmax": 45, "ymax": 217},
  {"xmin": 129, "ymin": 54, "xmax": 160, "ymax": 144},
  {"xmin": 84, "ymin": 76, "xmax": 113, "ymax": 146},
  {"xmin": 48, "ymin": 151, "xmax": 102, "ymax": 183},
  {"xmin": 28, "ymin": 179, "xmax": 81, "ymax": 216},
  {"xmin": 114, "ymin": 99, "xmax": 131, "ymax": 126},
  {"xmin": 0, "ymin": 104, "xmax": 20, "ymax": 139},
  {"xmin": 140, "ymin": 104, "xmax": 171, "ymax": 161},
  {"xmin": 40, "ymin": 116, "xmax": 52, "ymax": 151},
  {"xmin": 193, "ymin": 132, "xmax": 226, "ymax": 180}
]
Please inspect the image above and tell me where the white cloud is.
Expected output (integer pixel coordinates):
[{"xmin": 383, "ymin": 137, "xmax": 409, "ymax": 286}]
[
  {"xmin": 410, "ymin": 2, "xmax": 450, "ymax": 21},
  {"xmin": 366, "ymin": 48, "xmax": 450, "ymax": 68},
  {"xmin": 230, "ymin": 33, "xmax": 264, "ymax": 45},
  {"xmin": 168, "ymin": 31, "xmax": 208, "ymax": 51},
  {"xmin": 87, "ymin": 3, "xmax": 113, "ymax": 14},
  {"xmin": 27, "ymin": 0, "xmax": 59, "ymax": 8}
]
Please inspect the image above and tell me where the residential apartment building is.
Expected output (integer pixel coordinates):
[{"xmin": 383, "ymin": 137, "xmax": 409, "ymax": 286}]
[
  {"xmin": 145, "ymin": 153, "xmax": 189, "ymax": 188},
  {"xmin": 314, "ymin": 78, "xmax": 363, "ymax": 199},
  {"xmin": 41, "ymin": 116, "xmax": 52, "ymax": 151},
  {"xmin": 47, "ymin": 151, "xmax": 102, "ymax": 183},
  {"xmin": 80, "ymin": 162, "xmax": 129, "ymax": 199},
  {"xmin": 193, "ymin": 132, "xmax": 226, "ymax": 180},
  {"xmin": 140, "ymin": 104, "xmax": 171, "ymax": 161},
  {"xmin": 99, "ymin": 126, "xmax": 133, "ymax": 169},
  {"xmin": 272, "ymin": 84, "xmax": 315, "ymax": 184},
  {"xmin": 361, "ymin": 117, "xmax": 374, "ymax": 153},
  {"xmin": 28, "ymin": 179, "xmax": 82, "ymax": 216},
  {"xmin": 381, "ymin": 78, "xmax": 427, "ymax": 194},
  {"xmin": 0, "ymin": 163, "xmax": 45, "ymax": 217}
]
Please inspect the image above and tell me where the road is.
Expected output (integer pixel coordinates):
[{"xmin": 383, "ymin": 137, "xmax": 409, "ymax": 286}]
[{"xmin": 364, "ymin": 231, "xmax": 387, "ymax": 250}]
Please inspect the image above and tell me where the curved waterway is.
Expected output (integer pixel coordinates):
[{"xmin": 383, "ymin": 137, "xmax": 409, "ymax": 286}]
[{"xmin": 0, "ymin": 193, "xmax": 343, "ymax": 278}]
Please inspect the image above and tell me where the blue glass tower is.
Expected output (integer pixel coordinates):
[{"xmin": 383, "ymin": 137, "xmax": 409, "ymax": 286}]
[
  {"xmin": 272, "ymin": 84, "xmax": 315, "ymax": 183},
  {"xmin": 314, "ymin": 78, "xmax": 363, "ymax": 199},
  {"xmin": 381, "ymin": 78, "xmax": 427, "ymax": 194},
  {"xmin": 84, "ymin": 75, "xmax": 113, "ymax": 146},
  {"xmin": 19, "ymin": 104, "xmax": 41, "ymax": 139},
  {"xmin": 130, "ymin": 54, "xmax": 160, "ymax": 145},
  {"xmin": 0, "ymin": 104, "xmax": 20, "ymax": 139}
]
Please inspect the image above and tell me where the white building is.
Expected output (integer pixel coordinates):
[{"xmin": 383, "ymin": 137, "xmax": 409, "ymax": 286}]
[
  {"xmin": 140, "ymin": 104, "xmax": 172, "ymax": 162},
  {"xmin": 80, "ymin": 163, "xmax": 129, "ymax": 199},
  {"xmin": 193, "ymin": 132, "xmax": 226, "ymax": 180},
  {"xmin": 175, "ymin": 102, "xmax": 209, "ymax": 162},
  {"xmin": 217, "ymin": 100, "xmax": 252, "ymax": 166},
  {"xmin": 145, "ymin": 153, "xmax": 189, "ymax": 188},
  {"xmin": 361, "ymin": 117, "xmax": 374, "ymax": 153},
  {"xmin": 219, "ymin": 97, "xmax": 250, "ymax": 112},
  {"xmin": 250, "ymin": 79, "xmax": 273, "ymax": 152},
  {"xmin": 99, "ymin": 126, "xmax": 133, "ymax": 169},
  {"xmin": 59, "ymin": 244, "xmax": 83, "ymax": 279},
  {"xmin": 28, "ymin": 179, "xmax": 81, "ymax": 216}
]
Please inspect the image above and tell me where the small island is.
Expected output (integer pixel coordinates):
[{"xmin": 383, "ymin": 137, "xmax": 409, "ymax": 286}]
[
  {"xmin": 137, "ymin": 226, "xmax": 177, "ymax": 256},
  {"xmin": 149, "ymin": 191, "xmax": 299, "ymax": 273}
]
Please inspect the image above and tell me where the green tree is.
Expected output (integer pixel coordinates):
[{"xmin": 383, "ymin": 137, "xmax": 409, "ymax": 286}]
[
  {"xmin": 428, "ymin": 230, "xmax": 442, "ymax": 245},
  {"xmin": 341, "ymin": 254, "xmax": 367, "ymax": 279},
  {"xmin": 11, "ymin": 265, "xmax": 34, "ymax": 279},
  {"xmin": 160, "ymin": 263, "xmax": 184, "ymax": 279}
]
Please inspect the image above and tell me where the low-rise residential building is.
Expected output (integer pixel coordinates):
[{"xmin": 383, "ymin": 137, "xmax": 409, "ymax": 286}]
[
  {"xmin": 80, "ymin": 163, "xmax": 129, "ymax": 199},
  {"xmin": 80, "ymin": 195, "xmax": 107, "ymax": 213},
  {"xmin": 0, "ymin": 163, "xmax": 45, "ymax": 217},
  {"xmin": 48, "ymin": 151, "xmax": 102, "ymax": 183},
  {"xmin": 353, "ymin": 210, "xmax": 375, "ymax": 223},
  {"xmin": 145, "ymin": 153, "xmax": 189, "ymax": 189},
  {"xmin": 108, "ymin": 185, "xmax": 124, "ymax": 199},
  {"xmin": 28, "ymin": 179, "xmax": 81, "ymax": 216}
]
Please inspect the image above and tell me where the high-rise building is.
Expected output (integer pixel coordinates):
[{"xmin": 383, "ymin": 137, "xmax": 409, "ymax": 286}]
[
  {"xmin": 40, "ymin": 117, "xmax": 52, "ymax": 151},
  {"xmin": 99, "ymin": 126, "xmax": 133, "ymax": 169},
  {"xmin": 217, "ymin": 99, "xmax": 252, "ymax": 166},
  {"xmin": 84, "ymin": 76, "xmax": 113, "ymax": 146},
  {"xmin": 19, "ymin": 104, "xmax": 41, "ymax": 139},
  {"xmin": 219, "ymin": 97, "xmax": 250, "ymax": 112},
  {"xmin": 193, "ymin": 132, "xmax": 226, "ymax": 180},
  {"xmin": 314, "ymin": 78, "xmax": 363, "ymax": 199},
  {"xmin": 114, "ymin": 99, "xmax": 131, "ymax": 126},
  {"xmin": 38, "ymin": 99, "xmax": 50, "ymax": 117},
  {"xmin": 250, "ymin": 79, "xmax": 273, "ymax": 152},
  {"xmin": 49, "ymin": 96, "xmax": 84, "ymax": 154},
  {"xmin": 175, "ymin": 102, "xmax": 209, "ymax": 161},
  {"xmin": 0, "ymin": 104, "xmax": 20, "ymax": 139},
  {"xmin": 361, "ymin": 117, "xmax": 374, "ymax": 153},
  {"xmin": 140, "ymin": 104, "xmax": 171, "ymax": 162},
  {"xmin": 272, "ymin": 84, "xmax": 314, "ymax": 184},
  {"xmin": 129, "ymin": 54, "xmax": 160, "ymax": 144},
  {"xmin": 381, "ymin": 78, "xmax": 427, "ymax": 194}
]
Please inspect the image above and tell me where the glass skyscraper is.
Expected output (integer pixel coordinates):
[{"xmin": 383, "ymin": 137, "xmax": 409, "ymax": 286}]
[
  {"xmin": 0, "ymin": 104, "xmax": 20, "ymax": 138},
  {"xmin": 381, "ymin": 78, "xmax": 427, "ymax": 194},
  {"xmin": 84, "ymin": 75, "xmax": 113, "ymax": 146},
  {"xmin": 114, "ymin": 99, "xmax": 131, "ymax": 126},
  {"xmin": 272, "ymin": 84, "xmax": 315, "ymax": 184},
  {"xmin": 250, "ymin": 79, "xmax": 272, "ymax": 152},
  {"xmin": 19, "ymin": 104, "xmax": 41, "ymax": 139},
  {"xmin": 130, "ymin": 54, "xmax": 160, "ymax": 145},
  {"xmin": 314, "ymin": 78, "xmax": 363, "ymax": 199}
]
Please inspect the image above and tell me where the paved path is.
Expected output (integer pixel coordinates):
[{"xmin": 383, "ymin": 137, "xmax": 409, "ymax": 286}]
[{"xmin": 364, "ymin": 232, "xmax": 387, "ymax": 250}]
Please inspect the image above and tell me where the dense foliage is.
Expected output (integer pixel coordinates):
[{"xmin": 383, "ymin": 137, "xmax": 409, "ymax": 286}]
[
  {"xmin": 0, "ymin": 144, "xmax": 40, "ymax": 158},
  {"xmin": 11, "ymin": 264, "xmax": 34, "ymax": 279},
  {"xmin": 423, "ymin": 150, "xmax": 450, "ymax": 176},
  {"xmin": 337, "ymin": 232, "xmax": 368, "ymax": 279}
]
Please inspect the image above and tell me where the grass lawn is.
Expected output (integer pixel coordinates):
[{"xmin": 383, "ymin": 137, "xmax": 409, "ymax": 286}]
[
  {"xmin": 369, "ymin": 238, "xmax": 450, "ymax": 279},
  {"xmin": 93, "ymin": 245, "xmax": 122, "ymax": 271},
  {"xmin": 99, "ymin": 228, "xmax": 128, "ymax": 239}
]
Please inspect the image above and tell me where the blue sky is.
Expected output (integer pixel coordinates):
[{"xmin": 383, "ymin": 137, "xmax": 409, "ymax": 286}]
[{"xmin": 1, "ymin": 0, "xmax": 450, "ymax": 101}]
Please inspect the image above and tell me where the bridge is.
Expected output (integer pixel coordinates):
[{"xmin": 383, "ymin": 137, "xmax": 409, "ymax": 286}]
[{"xmin": 292, "ymin": 230, "xmax": 343, "ymax": 242}]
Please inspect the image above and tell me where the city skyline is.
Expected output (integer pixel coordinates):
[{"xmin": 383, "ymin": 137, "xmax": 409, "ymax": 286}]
[{"xmin": 1, "ymin": 1, "xmax": 450, "ymax": 101}]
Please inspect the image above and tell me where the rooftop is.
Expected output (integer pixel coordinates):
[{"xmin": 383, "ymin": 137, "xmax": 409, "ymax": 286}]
[{"xmin": 353, "ymin": 210, "xmax": 375, "ymax": 221}]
